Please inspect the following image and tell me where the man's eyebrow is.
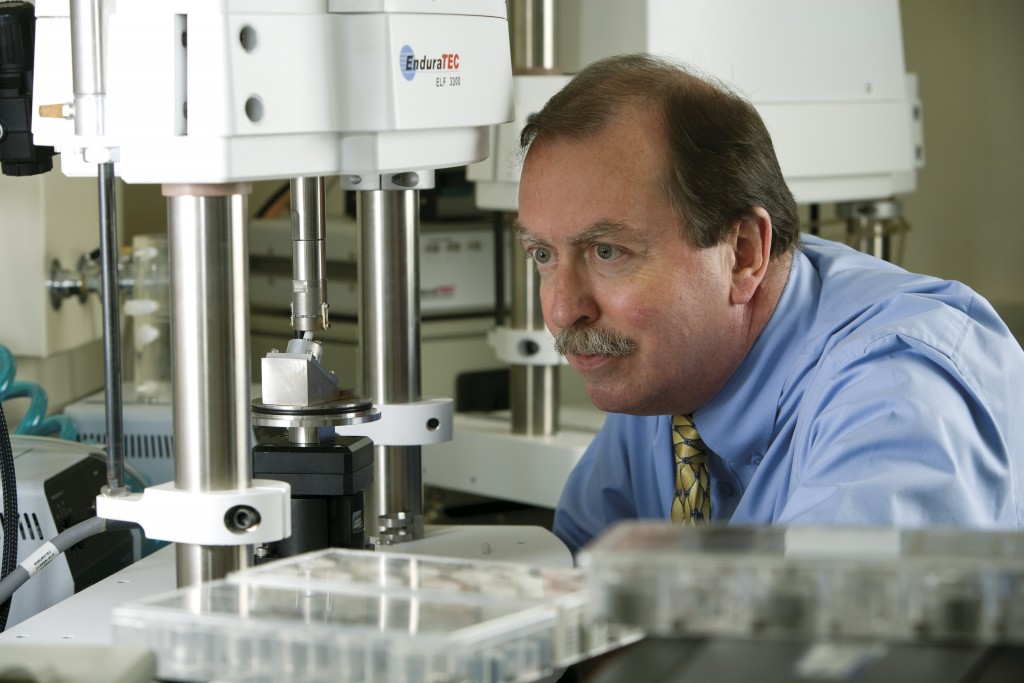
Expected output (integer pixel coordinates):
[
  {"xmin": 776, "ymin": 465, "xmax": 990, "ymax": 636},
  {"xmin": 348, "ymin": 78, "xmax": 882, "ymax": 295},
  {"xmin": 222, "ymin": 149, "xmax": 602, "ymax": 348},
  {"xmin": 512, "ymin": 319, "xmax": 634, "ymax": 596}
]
[
  {"xmin": 568, "ymin": 221, "xmax": 642, "ymax": 246},
  {"xmin": 512, "ymin": 220, "xmax": 643, "ymax": 246},
  {"xmin": 512, "ymin": 220, "xmax": 534, "ymax": 243}
]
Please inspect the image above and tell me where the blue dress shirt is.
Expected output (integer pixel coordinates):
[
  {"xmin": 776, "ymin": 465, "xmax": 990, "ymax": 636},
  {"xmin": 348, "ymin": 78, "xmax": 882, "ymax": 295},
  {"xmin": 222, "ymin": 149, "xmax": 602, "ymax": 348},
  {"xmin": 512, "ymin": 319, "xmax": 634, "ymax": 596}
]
[{"xmin": 554, "ymin": 235, "xmax": 1024, "ymax": 554}]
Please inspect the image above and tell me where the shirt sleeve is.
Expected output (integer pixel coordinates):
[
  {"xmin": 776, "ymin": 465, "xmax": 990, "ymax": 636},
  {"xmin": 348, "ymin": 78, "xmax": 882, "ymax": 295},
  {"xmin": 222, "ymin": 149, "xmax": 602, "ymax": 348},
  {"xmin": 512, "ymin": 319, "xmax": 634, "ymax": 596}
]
[
  {"xmin": 777, "ymin": 330, "xmax": 1019, "ymax": 529},
  {"xmin": 553, "ymin": 414, "xmax": 667, "ymax": 555}
]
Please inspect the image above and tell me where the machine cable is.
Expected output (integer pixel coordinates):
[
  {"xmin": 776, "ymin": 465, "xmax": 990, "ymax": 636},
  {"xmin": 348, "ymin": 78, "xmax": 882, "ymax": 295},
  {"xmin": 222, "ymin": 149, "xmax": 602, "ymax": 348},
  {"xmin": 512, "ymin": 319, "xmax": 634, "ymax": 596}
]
[
  {"xmin": 0, "ymin": 398, "xmax": 18, "ymax": 632},
  {"xmin": 0, "ymin": 515, "xmax": 140, "ymax": 615}
]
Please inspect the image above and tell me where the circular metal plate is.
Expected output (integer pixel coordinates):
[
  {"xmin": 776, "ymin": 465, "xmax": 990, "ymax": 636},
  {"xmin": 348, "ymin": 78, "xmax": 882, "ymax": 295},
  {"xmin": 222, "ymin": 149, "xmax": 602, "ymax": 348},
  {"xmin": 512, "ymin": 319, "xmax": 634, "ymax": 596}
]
[{"xmin": 251, "ymin": 396, "xmax": 380, "ymax": 429}]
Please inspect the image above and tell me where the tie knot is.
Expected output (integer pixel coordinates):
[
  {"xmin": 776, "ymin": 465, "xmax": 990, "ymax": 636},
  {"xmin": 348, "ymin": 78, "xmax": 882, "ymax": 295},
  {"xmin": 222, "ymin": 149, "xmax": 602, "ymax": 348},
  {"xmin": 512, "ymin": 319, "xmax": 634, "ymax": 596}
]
[{"xmin": 671, "ymin": 414, "xmax": 704, "ymax": 448}]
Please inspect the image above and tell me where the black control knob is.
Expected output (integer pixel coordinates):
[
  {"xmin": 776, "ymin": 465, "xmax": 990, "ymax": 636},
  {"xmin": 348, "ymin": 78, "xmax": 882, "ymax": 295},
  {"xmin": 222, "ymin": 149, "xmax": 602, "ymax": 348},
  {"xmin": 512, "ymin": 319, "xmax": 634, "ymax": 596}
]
[{"xmin": 0, "ymin": 1, "xmax": 57, "ymax": 177}]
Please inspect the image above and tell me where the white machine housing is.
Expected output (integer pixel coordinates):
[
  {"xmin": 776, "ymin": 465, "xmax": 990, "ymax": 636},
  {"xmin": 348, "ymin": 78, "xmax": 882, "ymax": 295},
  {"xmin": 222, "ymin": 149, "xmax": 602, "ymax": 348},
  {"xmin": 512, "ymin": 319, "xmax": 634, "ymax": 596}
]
[
  {"xmin": 31, "ymin": 0, "xmax": 515, "ymax": 184},
  {"xmin": 568, "ymin": 0, "xmax": 923, "ymax": 204},
  {"xmin": 469, "ymin": 74, "xmax": 571, "ymax": 211},
  {"xmin": 472, "ymin": 0, "xmax": 922, "ymax": 210}
]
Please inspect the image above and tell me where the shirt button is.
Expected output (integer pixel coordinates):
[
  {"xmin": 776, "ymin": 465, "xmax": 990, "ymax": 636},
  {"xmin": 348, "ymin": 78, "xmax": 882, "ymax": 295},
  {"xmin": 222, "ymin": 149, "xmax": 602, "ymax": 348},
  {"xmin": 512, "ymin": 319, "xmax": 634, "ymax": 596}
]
[
  {"xmin": 717, "ymin": 482, "xmax": 733, "ymax": 496},
  {"xmin": 751, "ymin": 453, "xmax": 763, "ymax": 466}
]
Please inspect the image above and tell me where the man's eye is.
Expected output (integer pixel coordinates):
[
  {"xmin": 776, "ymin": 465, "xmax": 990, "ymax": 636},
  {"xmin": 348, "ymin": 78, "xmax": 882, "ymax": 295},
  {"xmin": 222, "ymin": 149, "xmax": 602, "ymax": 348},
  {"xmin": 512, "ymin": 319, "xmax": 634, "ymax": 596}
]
[
  {"xmin": 531, "ymin": 247, "xmax": 552, "ymax": 265},
  {"xmin": 594, "ymin": 244, "xmax": 622, "ymax": 261}
]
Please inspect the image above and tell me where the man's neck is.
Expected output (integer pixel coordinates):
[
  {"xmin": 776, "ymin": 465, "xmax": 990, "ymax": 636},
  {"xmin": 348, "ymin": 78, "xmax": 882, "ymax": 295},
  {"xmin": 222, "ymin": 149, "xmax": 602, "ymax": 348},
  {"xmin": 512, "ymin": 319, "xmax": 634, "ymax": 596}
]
[{"xmin": 746, "ymin": 249, "xmax": 793, "ymax": 345}]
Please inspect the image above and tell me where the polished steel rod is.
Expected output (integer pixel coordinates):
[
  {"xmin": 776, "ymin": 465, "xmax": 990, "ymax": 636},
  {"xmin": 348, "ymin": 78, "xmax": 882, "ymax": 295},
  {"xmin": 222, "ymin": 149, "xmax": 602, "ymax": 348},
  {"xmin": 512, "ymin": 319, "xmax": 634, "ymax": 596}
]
[
  {"xmin": 509, "ymin": 0, "xmax": 556, "ymax": 72},
  {"xmin": 290, "ymin": 176, "xmax": 329, "ymax": 333},
  {"xmin": 510, "ymin": 245, "xmax": 559, "ymax": 435},
  {"xmin": 97, "ymin": 161, "xmax": 125, "ymax": 492},
  {"xmin": 358, "ymin": 189, "xmax": 423, "ymax": 543},
  {"xmin": 165, "ymin": 183, "xmax": 252, "ymax": 587},
  {"xmin": 68, "ymin": 0, "xmax": 107, "ymax": 137},
  {"xmin": 508, "ymin": 0, "xmax": 560, "ymax": 436}
]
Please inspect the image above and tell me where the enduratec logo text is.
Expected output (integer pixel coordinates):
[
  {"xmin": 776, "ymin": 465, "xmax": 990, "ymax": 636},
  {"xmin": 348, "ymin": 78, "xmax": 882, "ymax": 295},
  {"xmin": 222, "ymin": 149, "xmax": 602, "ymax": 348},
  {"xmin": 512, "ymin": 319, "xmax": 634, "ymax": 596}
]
[{"xmin": 399, "ymin": 44, "xmax": 460, "ymax": 82}]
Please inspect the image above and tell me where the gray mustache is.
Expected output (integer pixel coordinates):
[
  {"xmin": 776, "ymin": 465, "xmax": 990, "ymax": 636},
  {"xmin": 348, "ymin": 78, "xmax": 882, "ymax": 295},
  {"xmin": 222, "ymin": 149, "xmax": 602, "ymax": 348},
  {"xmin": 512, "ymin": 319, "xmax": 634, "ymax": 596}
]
[{"xmin": 554, "ymin": 324, "xmax": 637, "ymax": 357}]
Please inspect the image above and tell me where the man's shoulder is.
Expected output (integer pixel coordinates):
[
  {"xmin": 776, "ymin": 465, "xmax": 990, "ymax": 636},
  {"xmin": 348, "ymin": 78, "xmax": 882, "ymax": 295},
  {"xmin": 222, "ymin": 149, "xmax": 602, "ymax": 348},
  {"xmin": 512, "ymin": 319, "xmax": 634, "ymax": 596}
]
[
  {"xmin": 795, "ymin": 235, "xmax": 987, "ymax": 351},
  {"xmin": 798, "ymin": 234, "xmax": 940, "ymax": 289}
]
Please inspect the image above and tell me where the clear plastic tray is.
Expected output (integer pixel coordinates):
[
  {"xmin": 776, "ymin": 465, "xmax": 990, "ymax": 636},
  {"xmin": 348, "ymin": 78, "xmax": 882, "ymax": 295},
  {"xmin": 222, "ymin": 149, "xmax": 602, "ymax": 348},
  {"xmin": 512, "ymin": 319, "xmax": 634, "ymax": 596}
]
[
  {"xmin": 579, "ymin": 522, "xmax": 1024, "ymax": 643},
  {"xmin": 232, "ymin": 548, "xmax": 586, "ymax": 604},
  {"xmin": 111, "ymin": 548, "xmax": 642, "ymax": 683}
]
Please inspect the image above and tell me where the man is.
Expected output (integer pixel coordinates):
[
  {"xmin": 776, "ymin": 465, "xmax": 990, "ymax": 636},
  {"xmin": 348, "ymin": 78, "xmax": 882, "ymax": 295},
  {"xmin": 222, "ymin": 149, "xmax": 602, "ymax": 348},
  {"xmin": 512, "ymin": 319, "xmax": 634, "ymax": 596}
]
[{"xmin": 515, "ymin": 53, "xmax": 1024, "ymax": 555}]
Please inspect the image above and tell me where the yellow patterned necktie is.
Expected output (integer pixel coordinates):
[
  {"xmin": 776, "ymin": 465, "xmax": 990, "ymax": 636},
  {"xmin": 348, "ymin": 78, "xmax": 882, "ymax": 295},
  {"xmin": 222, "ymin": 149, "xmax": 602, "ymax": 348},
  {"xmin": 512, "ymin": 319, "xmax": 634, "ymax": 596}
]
[{"xmin": 671, "ymin": 414, "xmax": 711, "ymax": 525}]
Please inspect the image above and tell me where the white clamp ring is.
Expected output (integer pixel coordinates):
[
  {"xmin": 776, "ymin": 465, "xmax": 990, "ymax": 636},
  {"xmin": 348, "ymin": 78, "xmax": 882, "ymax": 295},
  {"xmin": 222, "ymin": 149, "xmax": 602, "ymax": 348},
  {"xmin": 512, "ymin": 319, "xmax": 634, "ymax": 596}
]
[
  {"xmin": 488, "ymin": 326, "xmax": 565, "ymax": 366},
  {"xmin": 335, "ymin": 398, "xmax": 453, "ymax": 446},
  {"xmin": 97, "ymin": 479, "xmax": 291, "ymax": 546}
]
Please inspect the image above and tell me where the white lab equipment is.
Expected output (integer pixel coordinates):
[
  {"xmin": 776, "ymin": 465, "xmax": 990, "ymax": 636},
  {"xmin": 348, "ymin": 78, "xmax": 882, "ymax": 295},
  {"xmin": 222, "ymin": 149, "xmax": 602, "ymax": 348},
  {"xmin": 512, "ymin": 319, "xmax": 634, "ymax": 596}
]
[
  {"xmin": 562, "ymin": 0, "xmax": 923, "ymax": 205},
  {"xmin": 26, "ymin": 0, "xmax": 515, "ymax": 587}
]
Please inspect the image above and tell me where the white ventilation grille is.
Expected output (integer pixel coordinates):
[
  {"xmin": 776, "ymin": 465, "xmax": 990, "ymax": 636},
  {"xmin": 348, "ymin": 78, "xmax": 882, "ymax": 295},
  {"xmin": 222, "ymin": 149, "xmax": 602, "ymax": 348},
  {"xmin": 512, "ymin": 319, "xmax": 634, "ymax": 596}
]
[{"xmin": 79, "ymin": 433, "xmax": 173, "ymax": 461}]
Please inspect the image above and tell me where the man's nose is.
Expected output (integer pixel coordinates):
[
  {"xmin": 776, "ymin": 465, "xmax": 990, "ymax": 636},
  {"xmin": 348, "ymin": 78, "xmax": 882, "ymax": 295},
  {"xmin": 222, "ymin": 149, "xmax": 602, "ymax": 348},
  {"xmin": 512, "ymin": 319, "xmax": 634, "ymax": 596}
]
[{"xmin": 542, "ymin": 265, "xmax": 597, "ymax": 331}]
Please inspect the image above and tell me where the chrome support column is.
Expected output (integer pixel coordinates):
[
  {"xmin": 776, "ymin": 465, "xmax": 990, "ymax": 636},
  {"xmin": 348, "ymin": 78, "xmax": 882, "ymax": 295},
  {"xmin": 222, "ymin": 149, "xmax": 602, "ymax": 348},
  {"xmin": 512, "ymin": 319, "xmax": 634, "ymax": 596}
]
[
  {"xmin": 509, "ymin": 0, "xmax": 556, "ymax": 72},
  {"xmin": 510, "ymin": 241, "xmax": 559, "ymax": 435},
  {"xmin": 839, "ymin": 199, "xmax": 910, "ymax": 264},
  {"xmin": 358, "ymin": 190, "xmax": 424, "ymax": 543},
  {"xmin": 508, "ymin": 0, "xmax": 560, "ymax": 436},
  {"xmin": 164, "ymin": 183, "xmax": 253, "ymax": 587}
]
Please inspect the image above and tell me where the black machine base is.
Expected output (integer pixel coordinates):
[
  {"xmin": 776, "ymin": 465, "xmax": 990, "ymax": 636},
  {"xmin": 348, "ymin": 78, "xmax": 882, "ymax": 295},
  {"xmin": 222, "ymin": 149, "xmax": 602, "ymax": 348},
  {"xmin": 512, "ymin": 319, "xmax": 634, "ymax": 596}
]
[{"xmin": 252, "ymin": 434, "xmax": 373, "ymax": 561}]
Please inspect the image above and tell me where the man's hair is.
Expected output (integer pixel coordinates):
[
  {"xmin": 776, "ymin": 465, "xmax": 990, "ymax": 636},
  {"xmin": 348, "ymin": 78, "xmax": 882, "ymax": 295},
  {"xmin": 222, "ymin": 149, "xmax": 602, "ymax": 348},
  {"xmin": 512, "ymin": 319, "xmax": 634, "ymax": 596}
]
[{"xmin": 520, "ymin": 53, "xmax": 800, "ymax": 255}]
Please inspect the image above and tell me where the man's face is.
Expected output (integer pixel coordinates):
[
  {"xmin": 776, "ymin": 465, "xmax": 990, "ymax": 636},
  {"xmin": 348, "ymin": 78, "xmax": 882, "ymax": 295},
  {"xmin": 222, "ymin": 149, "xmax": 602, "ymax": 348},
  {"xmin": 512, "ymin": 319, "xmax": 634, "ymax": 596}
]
[{"xmin": 516, "ymin": 114, "xmax": 747, "ymax": 416}]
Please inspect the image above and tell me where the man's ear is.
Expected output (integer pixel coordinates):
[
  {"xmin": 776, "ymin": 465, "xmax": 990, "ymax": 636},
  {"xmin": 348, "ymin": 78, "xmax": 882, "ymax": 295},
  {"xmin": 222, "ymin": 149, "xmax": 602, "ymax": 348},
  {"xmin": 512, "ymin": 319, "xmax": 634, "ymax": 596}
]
[{"xmin": 730, "ymin": 207, "xmax": 772, "ymax": 305}]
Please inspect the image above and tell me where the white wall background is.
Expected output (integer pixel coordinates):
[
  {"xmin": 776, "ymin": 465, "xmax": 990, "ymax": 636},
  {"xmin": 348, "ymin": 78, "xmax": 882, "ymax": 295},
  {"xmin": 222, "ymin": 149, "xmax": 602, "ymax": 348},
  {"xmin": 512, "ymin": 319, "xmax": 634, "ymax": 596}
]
[{"xmin": 899, "ymin": 0, "xmax": 1024, "ymax": 337}]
